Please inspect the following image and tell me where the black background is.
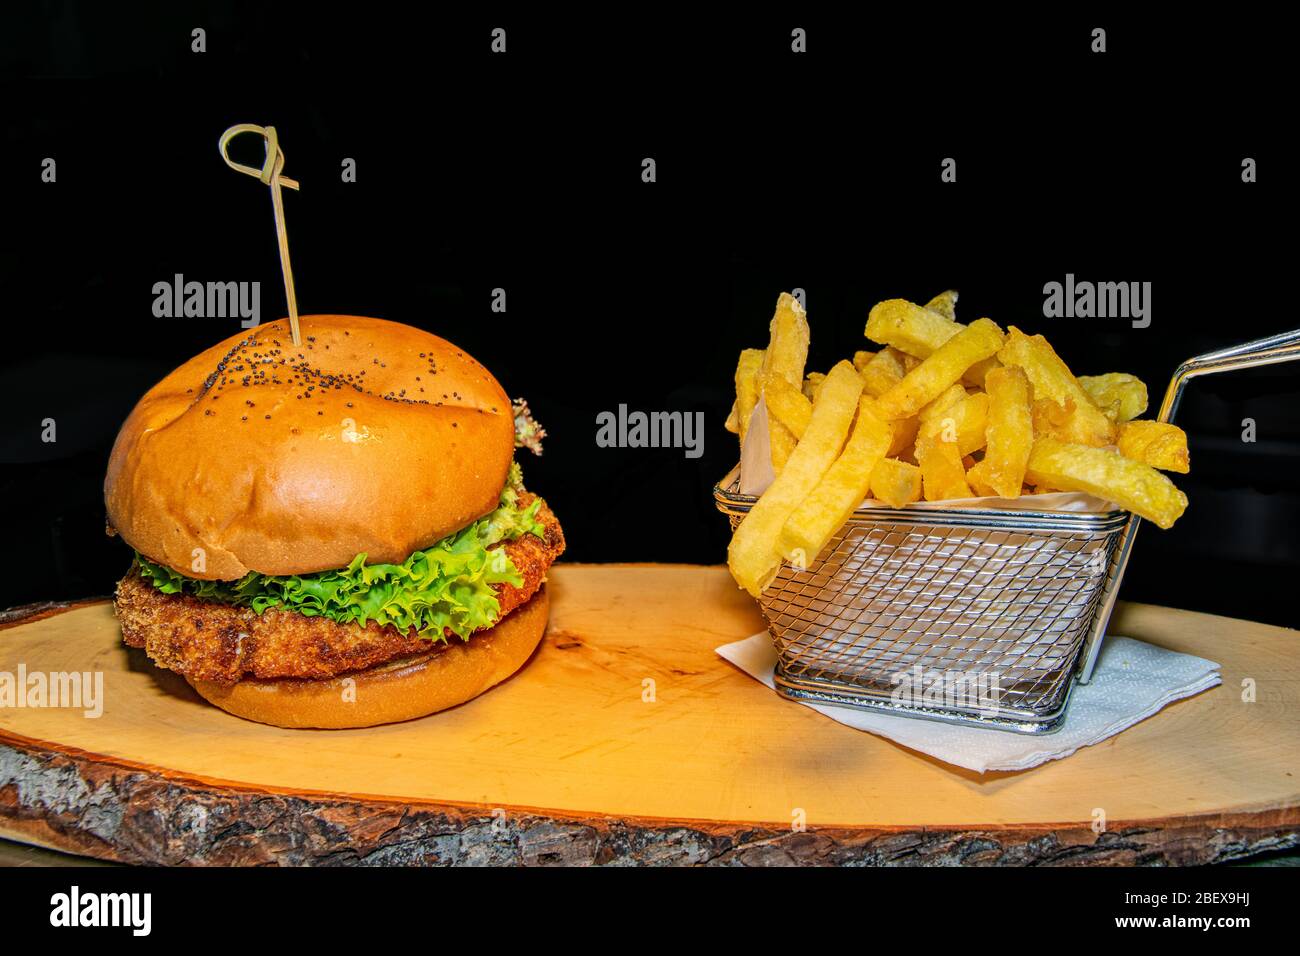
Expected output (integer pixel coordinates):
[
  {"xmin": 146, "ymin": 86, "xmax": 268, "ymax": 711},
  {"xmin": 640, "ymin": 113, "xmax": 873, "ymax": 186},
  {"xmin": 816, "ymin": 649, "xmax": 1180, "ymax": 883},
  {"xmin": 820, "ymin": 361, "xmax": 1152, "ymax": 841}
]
[
  {"xmin": 2, "ymin": 5, "xmax": 1294, "ymax": 627},
  {"xmin": 0, "ymin": 863, "xmax": 1284, "ymax": 940}
]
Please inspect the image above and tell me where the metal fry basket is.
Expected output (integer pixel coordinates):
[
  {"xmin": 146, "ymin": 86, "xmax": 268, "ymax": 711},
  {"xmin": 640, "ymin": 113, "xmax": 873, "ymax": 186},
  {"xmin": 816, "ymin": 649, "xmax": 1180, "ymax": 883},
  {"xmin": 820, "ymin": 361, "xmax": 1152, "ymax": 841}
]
[{"xmin": 716, "ymin": 327, "xmax": 1300, "ymax": 735}]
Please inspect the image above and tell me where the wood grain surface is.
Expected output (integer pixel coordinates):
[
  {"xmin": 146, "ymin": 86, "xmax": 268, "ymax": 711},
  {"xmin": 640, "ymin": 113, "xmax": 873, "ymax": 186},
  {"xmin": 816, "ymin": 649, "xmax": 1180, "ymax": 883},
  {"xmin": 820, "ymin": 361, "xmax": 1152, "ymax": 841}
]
[{"xmin": 1, "ymin": 564, "xmax": 1297, "ymax": 865}]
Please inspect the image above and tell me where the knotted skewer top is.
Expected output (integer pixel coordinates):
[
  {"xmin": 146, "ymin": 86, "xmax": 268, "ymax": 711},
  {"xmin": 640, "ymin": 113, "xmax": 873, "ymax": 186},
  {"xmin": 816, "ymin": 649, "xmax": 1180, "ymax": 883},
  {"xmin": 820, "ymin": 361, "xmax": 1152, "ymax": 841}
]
[{"xmin": 219, "ymin": 124, "xmax": 302, "ymax": 346}]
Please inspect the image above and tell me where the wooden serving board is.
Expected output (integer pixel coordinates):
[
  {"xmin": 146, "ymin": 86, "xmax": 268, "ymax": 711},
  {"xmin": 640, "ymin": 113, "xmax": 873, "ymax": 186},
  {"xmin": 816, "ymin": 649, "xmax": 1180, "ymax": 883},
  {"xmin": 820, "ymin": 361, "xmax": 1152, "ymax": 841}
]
[{"xmin": 1, "ymin": 564, "xmax": 1297, "ymax": 866}]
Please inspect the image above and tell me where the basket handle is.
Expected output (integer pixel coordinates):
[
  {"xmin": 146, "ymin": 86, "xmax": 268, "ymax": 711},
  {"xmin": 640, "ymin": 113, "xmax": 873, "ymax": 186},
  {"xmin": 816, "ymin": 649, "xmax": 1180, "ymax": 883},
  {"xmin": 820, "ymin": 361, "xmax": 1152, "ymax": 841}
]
[
  {"xmin": 1156, "ymin": 328, "xmax": 1300, "ymax": 423},
  {"xmin": 1077, "ymin": 328, "xmax": 1300, "ymax": 683}
]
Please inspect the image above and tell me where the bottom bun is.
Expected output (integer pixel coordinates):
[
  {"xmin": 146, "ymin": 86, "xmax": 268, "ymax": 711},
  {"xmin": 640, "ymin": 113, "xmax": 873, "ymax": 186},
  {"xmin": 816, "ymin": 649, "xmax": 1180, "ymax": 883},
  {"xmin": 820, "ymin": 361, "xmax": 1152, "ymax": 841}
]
[{"xmin": 188, "ymin": 587, "xmax": 549, "ymax": 729}]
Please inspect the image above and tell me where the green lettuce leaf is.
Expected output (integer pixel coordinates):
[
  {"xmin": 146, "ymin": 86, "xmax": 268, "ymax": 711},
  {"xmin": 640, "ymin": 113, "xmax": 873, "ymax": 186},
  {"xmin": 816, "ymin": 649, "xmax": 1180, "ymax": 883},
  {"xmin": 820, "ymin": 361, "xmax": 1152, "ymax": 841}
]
[{"xmin": 134, "ymin": 464, "xmax": 548, "ymax": 642}]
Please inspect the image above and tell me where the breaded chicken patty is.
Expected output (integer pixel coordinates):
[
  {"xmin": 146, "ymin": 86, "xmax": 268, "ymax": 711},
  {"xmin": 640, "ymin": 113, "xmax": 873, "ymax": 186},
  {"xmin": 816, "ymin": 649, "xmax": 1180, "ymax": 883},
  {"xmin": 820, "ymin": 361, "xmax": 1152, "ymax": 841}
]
[{"xmin": 116, "ymin": 496, "xmax": 565, "ymax": 683}]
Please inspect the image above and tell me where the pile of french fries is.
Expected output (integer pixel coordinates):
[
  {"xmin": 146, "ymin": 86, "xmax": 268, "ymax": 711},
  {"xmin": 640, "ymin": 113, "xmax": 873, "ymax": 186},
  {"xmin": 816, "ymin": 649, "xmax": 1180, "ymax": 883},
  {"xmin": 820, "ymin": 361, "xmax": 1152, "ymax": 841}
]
[{"xmin": 725, "ymin": 292, "xmax": 1190, "ymax": 597}]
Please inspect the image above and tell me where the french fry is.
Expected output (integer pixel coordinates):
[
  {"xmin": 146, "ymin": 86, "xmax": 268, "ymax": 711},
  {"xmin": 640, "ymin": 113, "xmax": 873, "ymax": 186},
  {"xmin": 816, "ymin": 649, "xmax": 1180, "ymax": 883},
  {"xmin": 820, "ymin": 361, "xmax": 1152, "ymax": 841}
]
[
  {"xmin": 761, "ymin": 373, "xmax": 813, "ymax": 439},
  {"xmin": 917, "ymin": 391, "xmax": 990, "ymax": 457},
  {"xmin": 916, "ymin": 435, "xmax": 974, "ymax": 501},
  {"xmin": 1023, "ymin": 475, "xmax": 1061, "ymax": 494},
  {"xmin": 965, "ymin": 461, "xmax": 998, "ymax": 498},
  {"xmin": 924, "ymin": 289, "xmax": 959, "ymax": 322},
  {"xmin": 724, "ymin": 401, "xmax": 739, "ymax": 434},
  {"xmin": 887, "ymin": 413, "xmax": 920, "ymax": 458},
  {"xmin": 998, "ymin": 327, "xmax": 1115, "ymax": 446},
  {"xmin": 1117, "ymin": 420, "xmax": 1190, "ymax": 473},
  {"xmin": 966, "ymin": 365, "xmax": 1031, "ymax": 497},
  {"xmin": 768, "ymin": 421, "xmax": 798, "ymax": 473},
  {"xmin": 865, "ymin": 297, "xmax": 997, "ymax": 385},
  {"xmin": 1025, "ymin": 438, "xmax": 1188, "ymax": 528},
  {"xmin": 780, "ymin": 399, "xmax": 892, "ymax": 563},
  {"xmin": 1031, "ymin": 396, "xmax": 1076, "ymax": 443},
  {"xmin": 760, "ymin": 293, "xmax": 810, "ymax": 472},
  {"xmin": 859, "ymin": 347, "xmax": 911, "ymax": 397},
  {"xmin": 875, "ymin": 318, "xmax": 1005, "ymax": 421},
  {"xmin": 734, "ymin": 348, "xmax": 764, "ymax": 442},
  {"xmin": 917, "ymin": 383, "xmax": 969, "ymax": 425},
  {"xmin": 727, "ymin": 361, "xmax": 864, "ymax": 596},
  {"xmin": 803, "ymin": 371, "xmax": 826, "ymax": 402},
  {"xmin": 727, "ymin": 288, "xmax": 1192, "ymax": 558},
  {"xmin": 1079, "ymin": 372, "xmax": 1149, "ymax": 423},
  {"xmin": 866, "ymin": 298, "xmax": 960, "ymax": 358},
  {"xmin": 870, "ymin": 457, "xmax": 923, "ymax": 507},
  {"xmin": 965, "ymin": 357, "xmax": 1000, "ymax": 387},
  {"xmin": 760, "ymin": 293, "xmax": 810, "ymax": 385}
]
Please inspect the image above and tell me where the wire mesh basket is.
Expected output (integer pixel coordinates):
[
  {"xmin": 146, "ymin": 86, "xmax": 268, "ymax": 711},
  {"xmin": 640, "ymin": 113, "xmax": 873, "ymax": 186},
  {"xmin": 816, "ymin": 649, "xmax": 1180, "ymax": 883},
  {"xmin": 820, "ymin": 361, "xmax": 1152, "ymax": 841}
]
[
  {"xmin": 716, "ymin": 477, "xmax": 1126, "ymax": 733},
  {"xmin": 715, "ymin": 326, "xmax": 1300, "ymax": 734}
]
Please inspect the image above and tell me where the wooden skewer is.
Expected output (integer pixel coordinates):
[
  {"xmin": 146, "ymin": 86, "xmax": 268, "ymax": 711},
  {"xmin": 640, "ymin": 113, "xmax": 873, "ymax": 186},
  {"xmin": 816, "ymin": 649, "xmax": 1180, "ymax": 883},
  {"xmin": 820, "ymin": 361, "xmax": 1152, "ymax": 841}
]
[{"xmin": 218, "ymin": 124, "xmax": 303, "ymax": 346}]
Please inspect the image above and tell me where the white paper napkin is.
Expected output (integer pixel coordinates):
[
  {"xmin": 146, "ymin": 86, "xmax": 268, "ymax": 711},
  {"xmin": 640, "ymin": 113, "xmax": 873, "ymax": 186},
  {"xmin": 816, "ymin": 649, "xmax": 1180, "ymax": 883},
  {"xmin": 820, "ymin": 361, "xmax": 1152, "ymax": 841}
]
[{"xmin": 716, "ymin": 633, "xmax": 1220, "ymax": 773}]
